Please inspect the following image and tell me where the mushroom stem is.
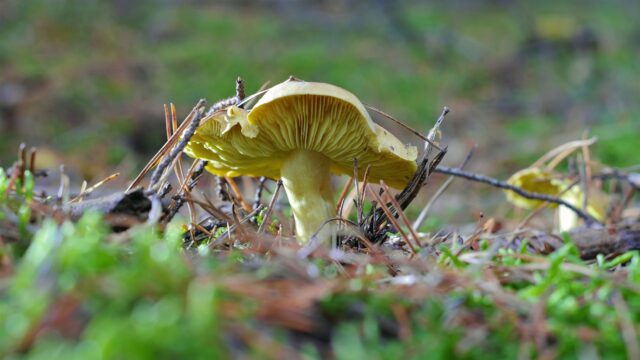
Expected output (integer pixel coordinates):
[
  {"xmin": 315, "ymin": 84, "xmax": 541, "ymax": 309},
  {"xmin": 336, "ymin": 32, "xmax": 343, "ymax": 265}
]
[{"xmin": 281, "ymin": 150, "xmax": 335, "ymax": 244}]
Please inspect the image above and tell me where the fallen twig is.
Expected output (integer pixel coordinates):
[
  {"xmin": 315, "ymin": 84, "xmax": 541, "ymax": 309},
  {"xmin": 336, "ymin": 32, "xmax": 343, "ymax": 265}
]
[
  {"xmin": 147, "ymin": 100, "xmax": 206, "ymax": 193},
  {"xmin": 206, "ymin": 77, "xmax": 245, "ymax": 116},
  {"xmin": 433, "ymin": 166, "xmax": 602, "ymax": 226},
  {"xmin": 413, "ymin": 146, "xmax": 475, "ymax": 231},
  {"xmin": 128, "ymin": 99, "xmax": 206, "ymax": 191},
  {"xmin": 164, "ymin": 160, "xmax": 208, "ymax": 223},
  {"xmin": 359, "ymin": 108, "xmax": 448, "ymax": 244},
  {"xmin": 254, "ymin": 177, "xmax": 268, "ymax": 210}
]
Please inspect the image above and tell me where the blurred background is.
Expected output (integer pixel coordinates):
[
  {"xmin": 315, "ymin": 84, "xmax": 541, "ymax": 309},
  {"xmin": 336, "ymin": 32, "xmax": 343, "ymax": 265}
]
[{"xmin": 1, "ymin": 0, "xmax": 639, "ymax": 226}]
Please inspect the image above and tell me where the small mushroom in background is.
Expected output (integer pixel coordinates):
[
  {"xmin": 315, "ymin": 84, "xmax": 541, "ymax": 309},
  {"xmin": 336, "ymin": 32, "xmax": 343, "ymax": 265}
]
[
  {"xmin": 186, "ymin": 79, "xmax": 418, "ymax": 244},
  {"xmin": 504, "ymin": 167, "xmax": 606, "ymax": 232}
]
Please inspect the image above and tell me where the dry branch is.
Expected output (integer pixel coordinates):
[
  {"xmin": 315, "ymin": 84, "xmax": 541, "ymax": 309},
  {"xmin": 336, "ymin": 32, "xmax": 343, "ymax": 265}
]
[{"xmin": 433, "ymin": 165, "xmax": 602, "ymax": 226}]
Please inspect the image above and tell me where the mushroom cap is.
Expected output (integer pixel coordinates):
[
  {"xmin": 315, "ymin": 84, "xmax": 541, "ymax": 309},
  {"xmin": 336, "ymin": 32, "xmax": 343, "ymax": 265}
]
[
  {"xmin": 505, "ymin": 168, "xmax": 566, "ymax": 209},
  {"xmin": 185, "ymin": 80, "xmax": 418, "ymax": 188},
  {"xmin": 505, "ymin": 167, "xmax": 606, "ymax": 221}
]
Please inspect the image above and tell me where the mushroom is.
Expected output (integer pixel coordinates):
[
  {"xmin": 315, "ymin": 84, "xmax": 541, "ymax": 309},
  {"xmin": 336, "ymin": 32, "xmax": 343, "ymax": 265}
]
[
  {"xmin": 504, "ymin": 167, "xmax": 605, "ymax": 231},
  {"xmin": 186, "ymin": 79, "xmax": 418, "ymax": 243}
]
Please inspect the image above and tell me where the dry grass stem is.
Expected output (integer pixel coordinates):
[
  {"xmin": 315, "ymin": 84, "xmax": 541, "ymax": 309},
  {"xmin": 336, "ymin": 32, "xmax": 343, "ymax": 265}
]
[
  {"xmin": 336, "ymin": 177, "xmax": 354, "ymax": 216},
  {"xmin": 224, "ymin": 176, "xmax": 253, "ymax": 213},
  {"xmin": 531, "ymin": 137, "xmax": 597, "ymax": 169},
  {"xmin": 365, "ymin": 105, "xmax": 443, "ymax": 152},
  {"xmin": 128, "ymin": 99, "xmax": 205, "ymax": 191},
  {"xmin": 613, "ymin": 291, "xmax": 640, "ymax": 360},
  {"xmin": 413, "ymin": 146, "xmax": 474, "ymax": 231},
  {"xmin": 366, "ymin": 185, "xmax": 418, "ymax": 254},
  {"xmin": 258, "ymin": 180, "xmax": 283, "ymax": 234},
  {"xmin": 380, "ymin": 180, "xmax": 422, "ymax": 248}
]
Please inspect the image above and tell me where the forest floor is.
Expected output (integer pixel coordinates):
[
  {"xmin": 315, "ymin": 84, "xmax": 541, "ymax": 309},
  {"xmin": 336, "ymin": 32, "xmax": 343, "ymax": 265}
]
[{"xmin": 1, "ymin": 1, "xmax": 640, "ymax": 358}]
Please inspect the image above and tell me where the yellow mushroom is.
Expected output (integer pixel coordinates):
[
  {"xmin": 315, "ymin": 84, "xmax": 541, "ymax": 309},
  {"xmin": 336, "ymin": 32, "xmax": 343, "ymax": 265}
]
[
  {"xmin": 505, "ymin": 167, "xmax": 605, "ymax": 231},
  {"xmin": 186, "ymin": 79, "xmax": 418, "ymax": 244}
]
